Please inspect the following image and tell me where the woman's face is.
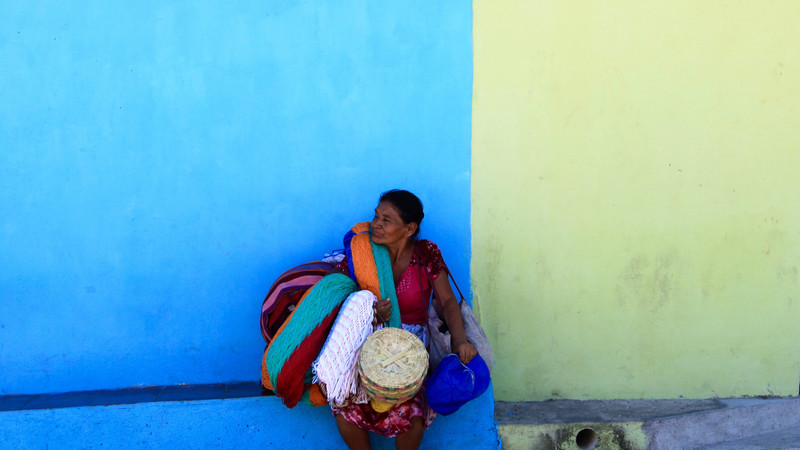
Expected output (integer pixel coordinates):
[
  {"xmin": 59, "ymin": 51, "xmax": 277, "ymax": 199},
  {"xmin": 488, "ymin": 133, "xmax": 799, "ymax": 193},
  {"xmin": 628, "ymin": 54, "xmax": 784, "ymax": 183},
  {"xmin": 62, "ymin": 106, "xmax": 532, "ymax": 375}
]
[{"xmin": 371, "ymin": 201, "xmax": 416, "ymax": 246}]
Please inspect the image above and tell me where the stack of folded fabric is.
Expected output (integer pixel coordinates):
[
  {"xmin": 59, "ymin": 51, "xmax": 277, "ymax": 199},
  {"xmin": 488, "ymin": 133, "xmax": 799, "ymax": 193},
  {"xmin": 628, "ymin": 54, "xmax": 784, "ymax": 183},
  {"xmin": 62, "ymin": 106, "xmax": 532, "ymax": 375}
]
[
  {"xmin": 261, "ymin": 222, "xmax": 402, "ymax": 408},
  {"xmin": 262, "ymin": 273, "xmax": 356, "ymax": 408}
]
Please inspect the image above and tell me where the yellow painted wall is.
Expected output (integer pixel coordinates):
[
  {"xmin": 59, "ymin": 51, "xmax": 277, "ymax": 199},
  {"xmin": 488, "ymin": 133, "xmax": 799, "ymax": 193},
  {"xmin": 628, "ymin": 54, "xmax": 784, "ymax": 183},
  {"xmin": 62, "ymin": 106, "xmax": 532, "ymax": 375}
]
[{"xmin": 472, "ymin": 0, "xmax": 800, "ymax": 400}]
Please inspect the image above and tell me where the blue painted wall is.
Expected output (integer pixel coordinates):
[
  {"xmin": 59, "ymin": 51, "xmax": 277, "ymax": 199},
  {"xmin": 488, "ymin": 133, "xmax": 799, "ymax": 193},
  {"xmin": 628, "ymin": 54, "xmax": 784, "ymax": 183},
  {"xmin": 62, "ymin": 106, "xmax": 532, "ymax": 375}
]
[
  {"xmin": 0, "ymin": 390, "xmax": 498, "ymax": 449},
  {"xmin": 1, "ymin": 1, "xmax": 472, "ymax": 395}
]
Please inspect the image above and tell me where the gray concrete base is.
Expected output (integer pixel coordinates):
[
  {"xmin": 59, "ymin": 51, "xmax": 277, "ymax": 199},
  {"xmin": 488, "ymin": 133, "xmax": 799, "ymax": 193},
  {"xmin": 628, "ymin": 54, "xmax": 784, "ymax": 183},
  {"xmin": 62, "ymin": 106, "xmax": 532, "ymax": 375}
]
[
  {"xmin": 703, "ymin": 427, "xmax": 800, "ymax": 450},
  {"xmin": 496, "ymin": 397, "xmax": 800, "ymax": 449}
]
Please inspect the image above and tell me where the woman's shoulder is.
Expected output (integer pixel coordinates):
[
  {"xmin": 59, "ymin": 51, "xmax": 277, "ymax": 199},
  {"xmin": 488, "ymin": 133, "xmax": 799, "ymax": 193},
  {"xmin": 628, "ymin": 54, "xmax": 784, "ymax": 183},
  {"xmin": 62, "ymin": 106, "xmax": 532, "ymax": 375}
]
[
  {"xmin": 413, "ymin": 239, "xmax": 446, "ymax": 277},
  {"xmin": 415, "ymin": 239, "xmax": 440, "ymax": 254}
]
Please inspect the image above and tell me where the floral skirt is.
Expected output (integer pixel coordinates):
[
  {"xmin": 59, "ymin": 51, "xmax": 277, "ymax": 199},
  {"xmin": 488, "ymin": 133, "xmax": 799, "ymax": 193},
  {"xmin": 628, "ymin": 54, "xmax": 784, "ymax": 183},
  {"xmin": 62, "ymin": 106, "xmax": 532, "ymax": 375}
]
[
  {"xmin": 331, "ymin": 323, "xmax": 435, "ymax": 438},
  {"xmin": 331, "ymin": 387, "xmax": 436, "ymax": 438}
]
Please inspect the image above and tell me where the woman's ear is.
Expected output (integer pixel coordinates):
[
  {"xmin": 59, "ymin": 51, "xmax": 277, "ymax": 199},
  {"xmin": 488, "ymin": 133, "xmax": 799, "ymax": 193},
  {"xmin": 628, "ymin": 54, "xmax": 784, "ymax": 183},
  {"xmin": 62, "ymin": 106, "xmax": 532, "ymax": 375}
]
[{"xmin": 406, "ymin": 222, "xmax": 418, "ymax": 238}]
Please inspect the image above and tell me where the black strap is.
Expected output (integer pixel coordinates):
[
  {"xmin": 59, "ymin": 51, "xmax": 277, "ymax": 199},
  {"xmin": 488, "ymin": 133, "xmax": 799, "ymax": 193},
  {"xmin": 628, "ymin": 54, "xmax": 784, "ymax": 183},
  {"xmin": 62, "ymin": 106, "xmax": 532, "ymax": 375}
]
[
  {"xmin": 442, "ymin": 262, "xmax": 466, "ymax": 302},
  {"xmin": 415, "ymin": 241, "xmax": 465, "ymax": 304}
]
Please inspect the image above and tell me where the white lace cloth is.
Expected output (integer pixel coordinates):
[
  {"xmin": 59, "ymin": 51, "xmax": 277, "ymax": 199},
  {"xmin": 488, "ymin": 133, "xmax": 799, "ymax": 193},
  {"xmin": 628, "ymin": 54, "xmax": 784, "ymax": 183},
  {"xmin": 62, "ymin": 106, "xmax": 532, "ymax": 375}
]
[{"xmin": 312, "ymin": 290, "xmax": 376, "ymax": 407}]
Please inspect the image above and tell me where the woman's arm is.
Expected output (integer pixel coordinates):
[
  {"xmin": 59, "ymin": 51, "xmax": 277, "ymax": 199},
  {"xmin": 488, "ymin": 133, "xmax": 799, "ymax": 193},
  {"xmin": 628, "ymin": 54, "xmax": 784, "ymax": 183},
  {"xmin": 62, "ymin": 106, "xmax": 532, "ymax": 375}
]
[{"xmin": 432, "ymin": 271, "xmax": 477, "ymax": 363}]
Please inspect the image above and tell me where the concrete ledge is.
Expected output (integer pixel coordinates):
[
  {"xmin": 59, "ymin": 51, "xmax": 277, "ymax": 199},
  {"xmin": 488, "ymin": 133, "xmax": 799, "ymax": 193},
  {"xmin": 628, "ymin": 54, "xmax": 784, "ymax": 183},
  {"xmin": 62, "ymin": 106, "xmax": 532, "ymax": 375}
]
[
  {"xmin": 645, "ymin": 397, "xmax": 800, "ymax": 449},
  {"xmin": 496, "ymin": 397, "xmax": 800, "ymax": 450},
  {"xmin": 703, "ymin": 427, "xmax": 800, "ymax": 450},
  {"xmin": 1, "ymin": 384, "xmax": 499, "ymax": 449}
]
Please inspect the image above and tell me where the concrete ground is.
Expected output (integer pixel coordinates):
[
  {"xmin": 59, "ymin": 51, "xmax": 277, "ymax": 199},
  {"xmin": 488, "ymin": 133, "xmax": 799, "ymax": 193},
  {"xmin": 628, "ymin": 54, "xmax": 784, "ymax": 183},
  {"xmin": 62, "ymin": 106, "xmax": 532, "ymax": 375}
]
[{"xmin": 496, "ymin": 396, "xmax": 800, "ymax": 449}]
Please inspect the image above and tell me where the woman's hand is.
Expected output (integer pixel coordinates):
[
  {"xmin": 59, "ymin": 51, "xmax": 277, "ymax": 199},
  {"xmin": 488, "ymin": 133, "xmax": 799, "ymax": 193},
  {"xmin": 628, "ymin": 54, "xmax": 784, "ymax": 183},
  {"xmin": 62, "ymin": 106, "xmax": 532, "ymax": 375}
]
[
  {"xmin": 453, "ymin": 338, "xmax": 477, "ymax": 364},
  {"xmin": 373, "ymin": 298, "xmax": 391, "ymax": 325}
]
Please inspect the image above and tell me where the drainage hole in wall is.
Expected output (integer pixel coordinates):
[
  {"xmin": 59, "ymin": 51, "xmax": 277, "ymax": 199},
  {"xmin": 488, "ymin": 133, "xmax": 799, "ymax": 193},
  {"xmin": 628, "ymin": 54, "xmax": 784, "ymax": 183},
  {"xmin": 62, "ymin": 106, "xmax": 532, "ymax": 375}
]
[{"xmin": 576, "ymin": 428, "xmax": 599, "ymax": 450}]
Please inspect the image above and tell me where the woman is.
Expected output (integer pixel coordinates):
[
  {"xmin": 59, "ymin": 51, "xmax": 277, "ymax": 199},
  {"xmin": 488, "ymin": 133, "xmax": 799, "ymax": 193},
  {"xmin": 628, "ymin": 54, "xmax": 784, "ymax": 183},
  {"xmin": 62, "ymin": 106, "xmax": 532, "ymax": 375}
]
[{"xmin": 332, "ymin": 189, "xmax": 477, "ymax": 450}]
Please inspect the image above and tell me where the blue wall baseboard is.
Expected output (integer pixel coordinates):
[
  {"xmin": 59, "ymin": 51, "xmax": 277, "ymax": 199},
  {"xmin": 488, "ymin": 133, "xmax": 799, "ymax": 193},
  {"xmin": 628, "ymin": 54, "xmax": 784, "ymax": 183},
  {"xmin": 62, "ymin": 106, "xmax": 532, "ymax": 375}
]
[{"xmin": 0, "ymin": 383, "xmax": 499, "ymax": 449}]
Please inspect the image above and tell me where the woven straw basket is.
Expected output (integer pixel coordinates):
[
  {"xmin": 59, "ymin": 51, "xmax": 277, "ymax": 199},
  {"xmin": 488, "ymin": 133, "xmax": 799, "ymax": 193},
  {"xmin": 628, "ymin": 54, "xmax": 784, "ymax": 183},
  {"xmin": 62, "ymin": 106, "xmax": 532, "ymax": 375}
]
[{"xmin": 358, "ymin": 327, "xmax": 428, "ymax": 405}]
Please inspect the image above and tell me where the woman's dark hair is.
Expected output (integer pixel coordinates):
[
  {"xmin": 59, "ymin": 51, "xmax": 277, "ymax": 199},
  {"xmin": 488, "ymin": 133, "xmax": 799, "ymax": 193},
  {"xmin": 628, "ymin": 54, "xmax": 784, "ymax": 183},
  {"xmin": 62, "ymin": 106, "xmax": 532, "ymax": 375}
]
[{"xmin": 379, "ymin": 189, "xmax": 424, "ymax": 237}]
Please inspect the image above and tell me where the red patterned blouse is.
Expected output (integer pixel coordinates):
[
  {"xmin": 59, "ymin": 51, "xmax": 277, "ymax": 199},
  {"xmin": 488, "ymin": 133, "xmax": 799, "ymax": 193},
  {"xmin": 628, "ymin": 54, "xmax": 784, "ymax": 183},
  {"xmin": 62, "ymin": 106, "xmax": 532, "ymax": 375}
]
[{"xmin": 333, "ymin": 239, "xmax": 446, "ymax": 325}]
